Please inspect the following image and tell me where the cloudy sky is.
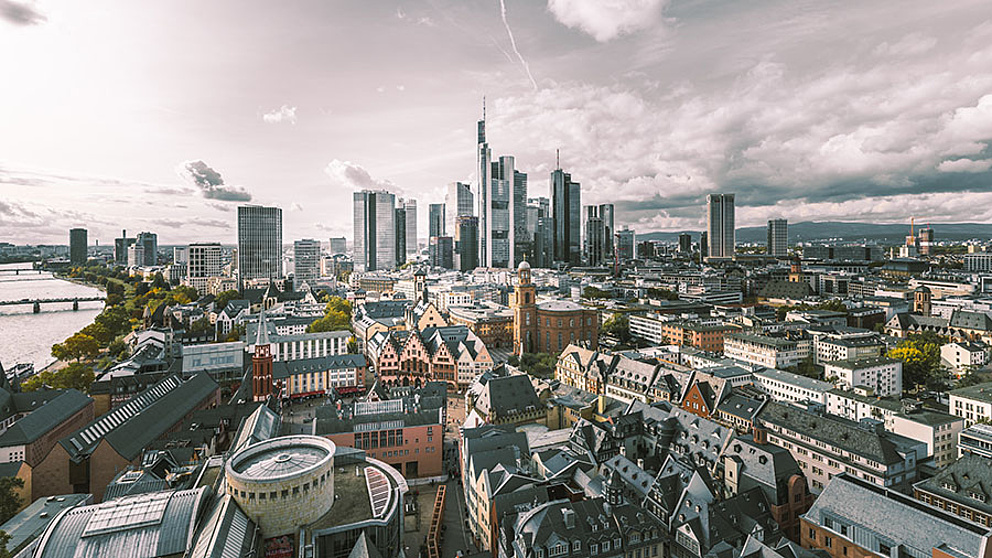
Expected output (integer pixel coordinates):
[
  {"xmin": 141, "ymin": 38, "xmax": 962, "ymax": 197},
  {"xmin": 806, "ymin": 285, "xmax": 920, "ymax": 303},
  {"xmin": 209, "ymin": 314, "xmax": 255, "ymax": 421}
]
[{"xmin": 2, "ymin": 0, "xmax": 992, "ymax": 246}]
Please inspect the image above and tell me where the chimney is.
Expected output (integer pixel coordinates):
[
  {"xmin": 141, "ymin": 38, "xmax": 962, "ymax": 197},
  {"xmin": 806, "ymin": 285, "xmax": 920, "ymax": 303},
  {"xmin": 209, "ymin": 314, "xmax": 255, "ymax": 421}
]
[{"xmin": 562, "ymin": 508, "xmax": 575, "ymax": 529}]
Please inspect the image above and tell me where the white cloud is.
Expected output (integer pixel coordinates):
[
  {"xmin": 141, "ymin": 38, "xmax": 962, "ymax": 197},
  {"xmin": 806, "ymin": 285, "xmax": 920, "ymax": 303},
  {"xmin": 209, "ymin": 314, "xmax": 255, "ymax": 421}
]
[
  {"xmin": 262, "ymin": 105, "xmax": 297, "ymax": 124},
  {"xmin": 937, "ymin": 158, "xmax": 992, "ymax": 173},
  {"xmin": 324, "ymin": 160, "xmax": 397, "ymax": 192},
  {"xmin": 546, "ymin": 0, "xmax": 668, "ymax": 42},
  {"xmin": 874, "ymin": 33, "xmax": 938, "ymax": 57}
]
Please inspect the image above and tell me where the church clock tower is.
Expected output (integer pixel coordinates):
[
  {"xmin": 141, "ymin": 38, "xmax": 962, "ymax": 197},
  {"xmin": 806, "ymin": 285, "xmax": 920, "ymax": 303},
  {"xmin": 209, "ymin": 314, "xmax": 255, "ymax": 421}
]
[{"xmin": 513, "ymin": 261, "xmax": 536, "ymax": 356}]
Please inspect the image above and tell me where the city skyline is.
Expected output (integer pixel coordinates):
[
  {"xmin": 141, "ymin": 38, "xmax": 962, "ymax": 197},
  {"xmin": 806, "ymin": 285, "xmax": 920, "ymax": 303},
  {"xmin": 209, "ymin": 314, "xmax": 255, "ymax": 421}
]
[{"xmin": 3, "ymin": 1, "xmax": 992, "ymax": 246}]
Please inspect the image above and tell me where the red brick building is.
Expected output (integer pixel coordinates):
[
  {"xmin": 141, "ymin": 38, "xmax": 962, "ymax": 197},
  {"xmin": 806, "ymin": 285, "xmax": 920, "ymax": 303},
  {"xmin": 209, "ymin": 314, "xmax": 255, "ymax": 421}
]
[{"xmin": 513, "ymin": 262, "xmax": 598, "ymax": 356}]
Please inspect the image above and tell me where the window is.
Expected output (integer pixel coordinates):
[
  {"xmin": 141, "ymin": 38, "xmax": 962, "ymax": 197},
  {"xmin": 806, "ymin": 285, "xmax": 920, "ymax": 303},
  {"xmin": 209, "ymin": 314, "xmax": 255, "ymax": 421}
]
[
  {"xmin": 808, "ymin": 528, "xmax": 815, "ymax": 541},
  {"xmin": 824, "ymin": 536, "xmax": 832, "ymax": 548},
  {"xmin": 590, "ymin": 543, "xmax": 598, "ymax": 555},
  {"xmin": 572, "ymin": 541, "xmax": 580, "ymax": 552}
]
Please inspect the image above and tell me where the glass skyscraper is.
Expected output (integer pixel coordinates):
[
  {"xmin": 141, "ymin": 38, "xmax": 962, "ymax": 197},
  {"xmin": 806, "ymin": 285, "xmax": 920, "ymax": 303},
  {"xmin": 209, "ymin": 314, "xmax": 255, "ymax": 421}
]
[
  {"xmin": 551, "ymin": 167, "xmax": 581, "ymax": 266},
  {"xmin": 706, "ymin": 193, "xmax": 735, "ymax": 261},
  {"xmin": 767, "ymin": 218, "xmax": 788, "ymax": 257},
  {"xmin": 353, "ymin": 190, "xmax": 396, "ymax": 272},
  {"xmin": 237, "ymin": 205, "xmax": 283, "ymax": 282},
  {"xmin": 293, "ymin": 239, "xmax": 321, "ymax": 290}
]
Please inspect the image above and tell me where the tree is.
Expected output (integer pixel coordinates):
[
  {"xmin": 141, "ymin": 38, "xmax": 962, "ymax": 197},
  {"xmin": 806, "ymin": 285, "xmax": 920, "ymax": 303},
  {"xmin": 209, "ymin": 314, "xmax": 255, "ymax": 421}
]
[
  {"xmin": 151, "ymin": 272, "xmax": 169, "ymax": 290},
  {"xmin": 21, "ymin": 362, "xmax": 96, "ymax": 393},
  {"xmin": 135, "ymin": 281, "xmax": 150, "ymax": 297},
  {"xmin": 95, "ymin": 305, "xmax": 131, "ymax": 337},
  {"xmin": 51, "ymin": 333, "xmax": 100, "ymax": 363},
  {"xmin": 0, "ymin": 476, "xmax": 21, "ymax": 525},
  {"xmin": 189, "ymin": 316, "xmax": 214, "ymax": 338},
  {"xmin": 107, "ymin": 339, "xmax": 129, "ymax": 359},
  {"xmin": 582, "ymin": 286, "xmax": 613, "ymax": 299},
  {"xmin": 213, "ymin": 289, "xmax": 241, "ymax": 311},
  {"xmin": 307, "ymin": 297, "xmax": 353, "ymax": 333},
  {"xmin": 0, "ymin": 529, "xmax": 11, "ymax": 558},
  {"xmin": 646, "ymin": 287, "xmax": 679, "ymax": 301},
  {"xmin": 517, "ymin": 353, "xmax": 557, "ymax": 378},
  {"xmin": 601, "ymin": 314, "xmax": 631, "ymax": 344},
  {"xmin": 80, "ymin": 322, "xmax": 112, "ymax": 346},
  {"xmin": 888, "ymin": 333, "xmax": 945, "ymax": 391}
]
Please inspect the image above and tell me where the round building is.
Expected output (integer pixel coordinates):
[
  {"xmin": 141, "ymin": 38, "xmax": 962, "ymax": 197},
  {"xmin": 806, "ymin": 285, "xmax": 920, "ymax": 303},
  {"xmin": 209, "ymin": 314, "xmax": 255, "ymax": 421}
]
[{"xmin": 225, "ymin": 435, "xmax": 335, "ymax": 537}]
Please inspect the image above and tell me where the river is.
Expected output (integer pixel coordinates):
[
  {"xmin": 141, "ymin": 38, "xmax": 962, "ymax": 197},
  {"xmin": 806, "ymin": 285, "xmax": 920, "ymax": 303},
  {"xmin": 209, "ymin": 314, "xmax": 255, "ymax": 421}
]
[{"xmin": 0, "ymin": 262, "xmax": 106, "ymax": 371}]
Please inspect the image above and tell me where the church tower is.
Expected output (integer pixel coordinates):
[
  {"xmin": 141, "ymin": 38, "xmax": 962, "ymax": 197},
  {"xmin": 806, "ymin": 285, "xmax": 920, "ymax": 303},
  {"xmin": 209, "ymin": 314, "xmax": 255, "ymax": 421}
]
[
  {"xmin": 914, "ymin": 285, "xmax": 932, "ymax": 316},
  {"xmin": 513, "ymin": 261, "xmax": 536, "ymax": 356},
  {"xmin": 252, "ymin": 312, "xmax": 274, "ymax": 401},
  {"xmin": 788, "ymin": 255, "xmax": 803, "ymax": 283}
]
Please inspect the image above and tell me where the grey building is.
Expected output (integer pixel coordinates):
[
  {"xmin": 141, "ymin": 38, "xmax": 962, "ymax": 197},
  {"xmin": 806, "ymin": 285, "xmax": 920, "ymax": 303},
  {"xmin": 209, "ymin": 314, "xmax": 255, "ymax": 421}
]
[
  {"xmin": 533, "ymin": 217, "xmax": 553, "ymax": 268},
  {"xmin": 767, "ymin": 218, "xmax": 788, "ymax": 257},
  {"xmin": 429, "ymin": 236, "xmax": 453, "ymax": 269},
  {"xmin": 402, "ymin": 198, "xmax": 417, "ymax": 261},
  {"xmin": 134, "ymin": 231, "xmax": 158, "ymax": 266},
  {"xmin": 293, "ymin": 238, "xmax": 321, "ymax": 289},
  {"xmin": 551, "ymin": 167, "xmax": 581, "ymax": 266},
  {"xmin": 353, "ymin": 190, "xmax": 396, "ymax": 272},
  {"xmin": 706, "ymin": 193, "xmax": 735, "ymax": 261},
  {"xmin": 512, "ymin": 167, "xmax": 529, "ymax": 266},
  {"xmin": 583, "ymin": 205, "xmax": 605, "ymax": 266},
  {"xmin": 113, "ymin": 229, "xmax": 134, "ymax": 266},
  {"xmin": 185, "ymin": 242, "xmax": 223, "ymax": 295},
  {"xmin": 394, "ymin": 204, "xmax": 407, "ymax": 265},
  {"xmin": 456, "ymin": 215, "xmax": 479, "ymax": 272},
  {"xmin": 599, "ymin": 203, "xmax": 615, "ymax": 257},
  {"xmin": 445, "ymin": 181, "xmax": 474, "ymax": 241},
  {"xmin": 477, "ymin": 113, "xmax": 492, "ymax": 267},
  {"xmin": 487, "ymin": 155, "xmax": 515, "ymax": 268},
  {"xmin": 700, "ymin": 231, "xmax": 708, "ymax": 260},
  {"xmin": 428, "ymin": 203, "xmax": 445, "ymax": 237},
  {"xmin": 237, "ymin": 204, "xmax": 283, "ymax": 282},
  {"xmin": 678, "ymin": 233, "xmax": 692, "ymax": 254},
  {"xmin": 69, "ymin": 228, "xmax": 87, "ymax": 266},
  {"xmin": 616, "ymin": 226, "xmax": 634, "ymax": 262},
  {"xmin": 328, "ymin": 236, "xmax": 346, "ymax": 256}
]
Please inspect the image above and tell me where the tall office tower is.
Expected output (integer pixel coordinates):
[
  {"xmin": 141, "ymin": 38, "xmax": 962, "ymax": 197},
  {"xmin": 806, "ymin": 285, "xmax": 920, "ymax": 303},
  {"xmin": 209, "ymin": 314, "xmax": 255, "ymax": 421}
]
[
  {"xmin": 238, "ymin": 205, "xmax": 283, "ymax": 282},
  {"xmin": 919, "ymin": 226, "xmax": 934, "ymax": 256},
  {"xmin": 428, "ymin": 204, "xmax": 445, "ymax": 237},
  {"xmin": 455, "ymin": 216, "xmax": 479, "ymax": 272},
  {"xmin": 583, "ymin": 205, "xmax": 605, "ymax": 266},
  {"xmin": 429, "ymin": 236, "xmax": 454, "ymax": 269},
  {"xmin": 394, "ymin": 205, "xmax": 407, "ymax": 265},
  {"xmin": 353, "ymin": 190, "xmax": 396, "ymax": 272},
  {"xmin": 402, "ymin": 198, "xmax": 418, "ymax": 260},
  {"xmin": 114, "ymin": 230, "xmax": 135, "ymax": 266},
  {"xmin": 185, "ymin": 242, "xmax": 223, "ymax": 295},
  {"xmin": 700, "ymin": 232, "xmax": 708, "ymax": 260},
  {"xmin": 551, "ymin": 166, "xmax": 581, "ymax": 266},
  {"xmin": 706, "ymin": 193, "xmax": 735, "ymax": 261},
  {"xmin": 512, "ymin": 168, "xmax": 529, "ymax": 266},
  {"xmin": 329, "ymin": 237, "xmax": 347, "ymax": 256},
  {"xmin": 477, "ymin": 106, "xmax": 492, "ymax": 267},
  {"xmin": 172, "ymin": 246, "xmax": 189, "ymax": 281},
  {"xmin": 599, "ymin": 204, "xmax": 615, "ymax": 256},
  {"xmin": 135, "ymin": 231, "xmax": 158, "ymax": 266},
  {"xmin": 69, "ymin": 228, "xmax": 87, "ymax": 266},
  {"xmin": 678, "ymin": 233, "xmax": 692, "ymax": 254},
  {"xmin": 766, "ymin": 219, "xmax": 788, "ymax": 257},
  {"xmin": 616, "ymin": 227, "xmax": 635, "ymax": 262},
  {"xmin": 445, "ymin": 182, "xmax": 474, "ymax": 239},
  {"xmin": 533, "ymin": 217, "xmax": 554, "ymax": 268},
  {"xmin": 293, "ymin": 239, "xmax": 321, "ymax": 290},
  {"xmin": 127, "ymin": 244, "xmax": 144, "ymax": 268},
  {"xmin": 487, "ymin": 155, "xmax": 515, "ymax": 268}
]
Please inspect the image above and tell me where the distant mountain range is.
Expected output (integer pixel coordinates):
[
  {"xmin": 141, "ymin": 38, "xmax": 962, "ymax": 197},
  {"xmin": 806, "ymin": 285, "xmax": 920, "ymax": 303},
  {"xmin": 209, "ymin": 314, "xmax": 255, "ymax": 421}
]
[{"xmin": 636, "ymin": 222, "xmax": 992, "ymax": 244}]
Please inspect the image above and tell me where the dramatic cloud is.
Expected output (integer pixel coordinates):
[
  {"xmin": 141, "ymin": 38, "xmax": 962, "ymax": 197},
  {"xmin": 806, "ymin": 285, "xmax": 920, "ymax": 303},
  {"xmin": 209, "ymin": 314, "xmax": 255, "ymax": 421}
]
[
  {"xmin": 262, "ymin": 105, "xmax": 297, "ymax": 124},
  {"xmin": 937, "ymin": 158, "xmax": 992, "ymax": 173},
  {"xmin": 547, "ymin": 0, "xmax": 667, "ymax": 42},
  {"xmin": 0, "ymin": 0, "xmax": 46, "ymax": 26},
  {"xmin": 324, "ymin": 160, "xmax": 396, "ymax": 192},
  {"xmin": 176, "ymin": 160, "xmax": 252, "ymax": 201}
]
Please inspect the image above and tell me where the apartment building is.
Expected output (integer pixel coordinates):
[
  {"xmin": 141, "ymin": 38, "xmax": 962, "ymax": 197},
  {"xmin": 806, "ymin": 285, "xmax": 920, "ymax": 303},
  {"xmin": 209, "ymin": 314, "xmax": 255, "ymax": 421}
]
[
  {"xmin": 724, "ymin": 332, "xmax": 809, "ymax": 368},
  {"xmin": 913, "ymin": 455, "xmax": 992, "ymax": 528},
  {"xmin": 246, "ymin": 325, "xmax": 351, "ymax": 362},
  {"xmin": 948, "ymin": 382, "xmax": 992, "ymax": 426},
  {"xmin": 812, "ymin": 331, "xmax": 886, "ymax": 365},
  {"xmin": 822, "ymin": 356, "xmax": 903, "ymax": 396},
  {"xmin": 752, "ymin": 368, "xmax": 833, "ymax": 405},
  {"xmin": 959, "ymin": 423, "xmax": 992, "ymax": 459}
]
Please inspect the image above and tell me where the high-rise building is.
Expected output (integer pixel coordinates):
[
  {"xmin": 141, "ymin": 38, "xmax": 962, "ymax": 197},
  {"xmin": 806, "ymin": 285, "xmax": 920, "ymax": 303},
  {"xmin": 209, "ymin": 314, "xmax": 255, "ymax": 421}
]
[
  {"xmin": 114, "ymin": 230, "xmax": 135, "ymax": 266},
  {"xmin": 599, "ymin": 204, "xmax": 615, "ymax": 257},
  {"xmin": 429, "ymin": 236, "xmax": 453, "ymax": 269},
  {"xmin": 428, "ymin": 204, "xmax": 445, "ymax": 238},
  {"xmin": 700, "ymin": 231, "xmax": 708, "ymax": 260},
  {"xmin": 477, "ymin": 109, "xmax": 492, "ymax": 268},
  {"xmin": 533, "ymin": 217, "xmax": 553, "ymax": 268},
  {"xmin": 69, "ymin": 228, "xmax": 87, "ymax": 266},
  {"xmin": 353, "ymin": 190, "xmax": 396, "ymax": 272},
  {"xmin": 127, "ymin": 244, "xmax": 144, "ymax": 268},
  {"xmin": 767, "ymin": 218, "xmax": 788, "ymax": 257},
  {"xmin": 512, "ymin": 167, "xmax": 529, "ymax": 266},
  {"xmin": 394, "ymin": 205, "xmax": 407, "ymax": 266},
  {"xmin": 583, "ymin": 205, "xmax": 605, "ymax": 266},
  {"xmin": 919, "ymin": 226, "xmax": 934, "ymax": 256},
  {"xmin": 706, "ymin": 193, "xmax": 735, "ymax": 261},
  {"xmin": 185, "ymin": 243, "xmax": 223, "ymax": 295},
  {"xmin": 403, "ymin": 198, "xmax": 418, "ymax": 261},
  {"xmin": 328, "ymin": 237, "xmax": 347, "ymax": 256},
  {"xmin": 135, "ymin": 232, "xmax": 158, "ymax": 266},
  {"xmin": 484, "ymin": 155, "xmax": 514, "ymax": 268},
  {"xmin": 445, "ymin": 182, "xmax": 474, "ymax": 239},
  {"xmin": 455, "ymin": 216, "xmax": 479, "ymax": 272},
  {"xmin": 678, "ymin": 233, "xmax": 692, "ymax": 254},
  {"xmin": 616, "ymin": 227, "xmax": 635, "ymax": 262},
  {"xmin": 293, "ymin": 239, "xmax": 321, "ymax": 290},
  {"xmin": 171, "ymin": 246, "xmax": 189, "ymax": 282},
  {"xmin": 238, "ymin": 205, "xmax": 283, "ymax": 282},
  {"xmin": 551, "ymin": 167, "xmax": 581, "ymax": 266}
]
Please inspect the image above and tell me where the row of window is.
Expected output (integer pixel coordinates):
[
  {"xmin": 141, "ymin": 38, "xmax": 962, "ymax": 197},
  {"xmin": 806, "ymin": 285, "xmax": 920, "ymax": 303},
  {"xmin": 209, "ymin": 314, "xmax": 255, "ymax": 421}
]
[{"xmin": 229, "ymin": 470, "xmax": 330, "ymax": 501}]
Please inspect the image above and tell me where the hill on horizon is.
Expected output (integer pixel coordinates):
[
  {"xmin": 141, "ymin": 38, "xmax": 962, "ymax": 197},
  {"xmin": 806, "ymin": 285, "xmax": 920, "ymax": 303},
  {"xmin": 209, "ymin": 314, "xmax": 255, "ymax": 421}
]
[{"xmin": 636, "ymin": 221, "xmax": 992, "ymax": 244}]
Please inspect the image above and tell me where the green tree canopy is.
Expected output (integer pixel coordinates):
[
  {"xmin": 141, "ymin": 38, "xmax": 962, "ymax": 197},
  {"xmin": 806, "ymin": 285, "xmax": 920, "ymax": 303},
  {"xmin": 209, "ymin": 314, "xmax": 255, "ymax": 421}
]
[
  {"xmin": 307, "ymin": 297, "xmax": 353, "ymax": 333},
  {"xmin": 51, "ymin": 333, "xmax": 100, "ymax": 363},
  {"xmin": 21, "ymin": 363, "xmax": 96, "ymax": 393},
  {"xmin": 0, "ymin": 476, "xmax": 23, "ymax": 524},
  {"xmin": 888, "ymin": 332, "xmax": 946, "ymax": 391},
  {"xmin": 601, "ymin": 314, "xmax": 631, "ymax": 344},
  {"xmin": 213, "ymin": 289, "xmax": 241, "ymax": 311}
]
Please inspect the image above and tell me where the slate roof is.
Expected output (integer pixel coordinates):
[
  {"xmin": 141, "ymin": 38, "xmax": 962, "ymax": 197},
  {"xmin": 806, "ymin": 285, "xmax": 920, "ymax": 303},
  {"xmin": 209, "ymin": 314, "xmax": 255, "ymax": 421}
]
[
  {"xmin": 722, "ymin": 435, "xmax": 802, "ymax": 506},
  {"xmin": 0, "ymin": 493, "xmax": 92, "ymax": 556},
  {"xmin": 914, "ymin": 454, "xmax": 992, "ymax": 516},
  {"xmin": 716, "ymin": 394, "xmax": 766, "ymax": 423},
  {"xmin": 473, "ymin": 372, "xmax": 543, "ymax": 421},
  {"xmin": 950, "ymin": 310, "xmax": 992, "ymax": 331},
  {"xmin": 271, "ymin": 353, "xmax": 367, "ymax": 380},
  {"xmin": 0, "ymin": 389, "xmax": 91, "ymax": 447},
  {"xmin": 759, "ymin": 280, "xmax": 812, "ymax": 299}
]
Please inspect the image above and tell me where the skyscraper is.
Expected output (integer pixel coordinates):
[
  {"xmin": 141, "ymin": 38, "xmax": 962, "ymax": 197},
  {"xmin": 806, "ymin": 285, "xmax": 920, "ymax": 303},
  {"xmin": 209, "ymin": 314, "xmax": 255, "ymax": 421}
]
[
  {"xmin": 487, "ymin": 155, "xmax": 515, "ymax": 268},
  {"xmin": 477, "ymin": 107, "xmax": 492, "ymax": 267},
  {"xmin": 114, "ymin": 230, "xmax": 135, "ymax": 266},
  {"xmin": 136, "ymin": 231, "xmax": 158, "ymax": 266},
  {"xmin": 616, "ymin": 227, "xmax": 635, "ymax": 262},
  {"xmin": 329, "ymin": 237, "xmax": 347, "ymax": 256},
  {"xmin": 185, "ymin": 243, "xmax": 223, "ymax": 295},
  {"xmin": 599, "ymin": 204, "xmax": 615, "ymax": 257},
  {"xmin": 445, "ymin": 182, "xmax": 473, "ymax": 239},
  {"xmin": 512, "ymin": 167, "xmax": 529, "ymax": 266},
  {"xmin": 700, "ymin": 231, "xmax": 708, "ymax": 260},
  {"xmin": 293, "ymin": 239, "xmax": 321, "ymax": 290},
  {"xmin": 678, "ymin": 233, "xmax": 692, "ymax": 254},
  {"xmin": 238, "ymin": 205, "xmax": 283, "ymax": 283},
  {"xmin": 533, "ymin": 217, "xmax": 553, "ymax": 268},
  {"xmin": 428, "ymin": 203, "xmax": 445, "ymax": 238},
  {"xmin": 767, "ymin": 219, "xmax": 788, "ymax": 257},
  {"xmin": 353, "ymin": 190, "xmax": 396, "ymax": 272},
  {"xmin": 583, "ymin": 205, "xmax": 605, "ymax": 266},
  {"xmin": 394, "ymin": 205, "xmax": 407, "ymax": 265},
  {"xmin": 127, "ymin": 244, "xmax": 144, "ymax": 268},
  {"xmin": 919, "ymin": 226, "xmax": 934, "ymax": 256},
  {"xmin": 403, "ymin": 198, "xmax": 418, "ymax": 261},
  {"xmin": 429, "ymin": 236, "xmax": 453, "ymax": 269},
  {"xmin": 551, "ymin": 166, "xmax": 581, "ymax": 266},
  {"xmin": 706, "ymin": 193, "xmax": 735, "ymax": 261},
  {"xmin": 69, "ymin": 228, "xmax": 87, "ymax": 266},
  {"xmin": 455, "ymin": 216, "xmax": 479, "ymax": 272}
]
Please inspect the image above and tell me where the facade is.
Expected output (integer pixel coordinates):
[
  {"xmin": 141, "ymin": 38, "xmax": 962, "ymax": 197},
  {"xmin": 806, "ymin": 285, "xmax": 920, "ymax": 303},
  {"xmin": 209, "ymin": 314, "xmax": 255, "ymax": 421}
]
[
  {"xmin": 913, "ymin": 455, "xmax": 992, "ymax": 527},
  {"xmin": 752, "ymin": 368, "xmax": 833, "ymax": 405},
  {"xmin": 477, "ymin": 113, "xmax": 492, "ymax": 267},
  {"xmin": 958, "ymin": 423, "xmax": 992, "ymax": 459},
  {"xmin": 949, "ymin": 382, "xmax": 992, "ymax": 426},
  {"xmin": 403, "ymin": 198, "xmax": 417, "ymax": 261},
  {"xmin": 238, "ymin": 205, "xmax": 283, "ymax": 283},
  {"xmin": 599, "ymin": 203, "xmax": 615, "ymax": 257},
  {"xmin": 394, "ymin": 204, "xmax": 407, "ymax": 266},
  {"xmin": 706, "ymin": 193, "xmax": 735, "ymax": 261},
  {"xmin": 246, "ymin": 326, "xmax": 352, "ymax": 362},
  {"xmin": 942, "ymin": 341, "xmax": 988, "ymax": 372},
  {"xmin": 293, "ymin": 238, "xmax": 321, "ymax": 289},
  {"xmin": 367, "ymin": 325, "xmax": 493, "ymax": 389},
  {"xmin": 551, "ymin": 167, "xmax": 581, "ymax": 266},
  {"xmin": 135, "ymin": 231, "xmax": 158, "ymax": 266},
  {"xmin": 823, "ymin": 357, "xmax": 903, "ymax": 396},
  {"xmin": 69, "ymin": 228, "xmax": 87, "ymax": 266},
  {"xmin": 447, "ymin": 302, "xmax": 515, "ymax": 349},
  {"xmin": 456, "ymin": 215, "xmax": 479, "ymax": 272},
  {"xmin": 724, "ymin": 332, "xmax": 807, "ymax": 369},
  {"xmin": 616, "ymin": 227, "xmax": 634, "ymax": 262},
  {"xmin": 353, "ymin": 190, "xmax": 397, "ymax": 272},
  {"xmin": 329, "ymin": 236, "xmax": 347, "ymax": 256},
  {"xmin": 583, "ymin": 205, "xmax": 605, "ymax": 266},
  {"xmin": 113, "ymin": 229, "xmax": 135, "ymax": 266},
  {"xmin": 445, "ymin": 181, "xmax": 474, "ymax": 241},
  {"xmin": 428, "ymin": 236, "xmax": 454, "ymax": 269},
  {"xmin": 428, "ymin": 203, "xmax": 445, "ymax": 237},
  {"xmin": 767, "ymin": 218, "xmax": 788, "ymax": 257},
  {"xmin": 513, "ymin": 262, "xmax": 599, "ymax": 356},
  {"xmin": 629, "ymin": 315, "xmax": 738, "ymax": 352},
  {"xmin": 678, "ymin": 232, "xmax": 692, "ymax": 254}
]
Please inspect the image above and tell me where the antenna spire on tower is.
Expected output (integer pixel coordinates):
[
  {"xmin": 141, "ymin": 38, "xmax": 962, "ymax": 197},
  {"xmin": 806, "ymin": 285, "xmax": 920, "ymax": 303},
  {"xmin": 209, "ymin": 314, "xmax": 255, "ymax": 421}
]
[
  {"xmin": 556, "ymin": 148, "xmax": 560, "ymax": 169},
  {"xmin": 482, "ymin": 96, "xmax": 486, "ymax": 121}
]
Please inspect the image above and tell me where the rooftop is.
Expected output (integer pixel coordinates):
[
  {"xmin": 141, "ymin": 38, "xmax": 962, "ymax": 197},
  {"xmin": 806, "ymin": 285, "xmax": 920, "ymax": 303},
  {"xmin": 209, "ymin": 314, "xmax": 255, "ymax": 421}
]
[
  {"xmin": 227, "ymin": 435, "xmax": 334, "ymax": 482},
  {"xmin": 753, "ymin": 367, "xmax": 833, "ymax": 392},
  {"xmin": 949, "ymin": 382, "xmax": 992, "ymax": 403}
]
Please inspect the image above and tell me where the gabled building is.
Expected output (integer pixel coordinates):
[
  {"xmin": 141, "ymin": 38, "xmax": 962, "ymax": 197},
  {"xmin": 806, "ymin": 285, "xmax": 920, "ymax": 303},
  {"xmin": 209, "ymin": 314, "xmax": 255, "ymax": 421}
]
[
  {"xmin": 368, "ymin": 324, "xmax": 493, "ymax": 389},
  {"xmin": 913, "ymin": 454, "xmax": 992, "ymax": 528}
]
